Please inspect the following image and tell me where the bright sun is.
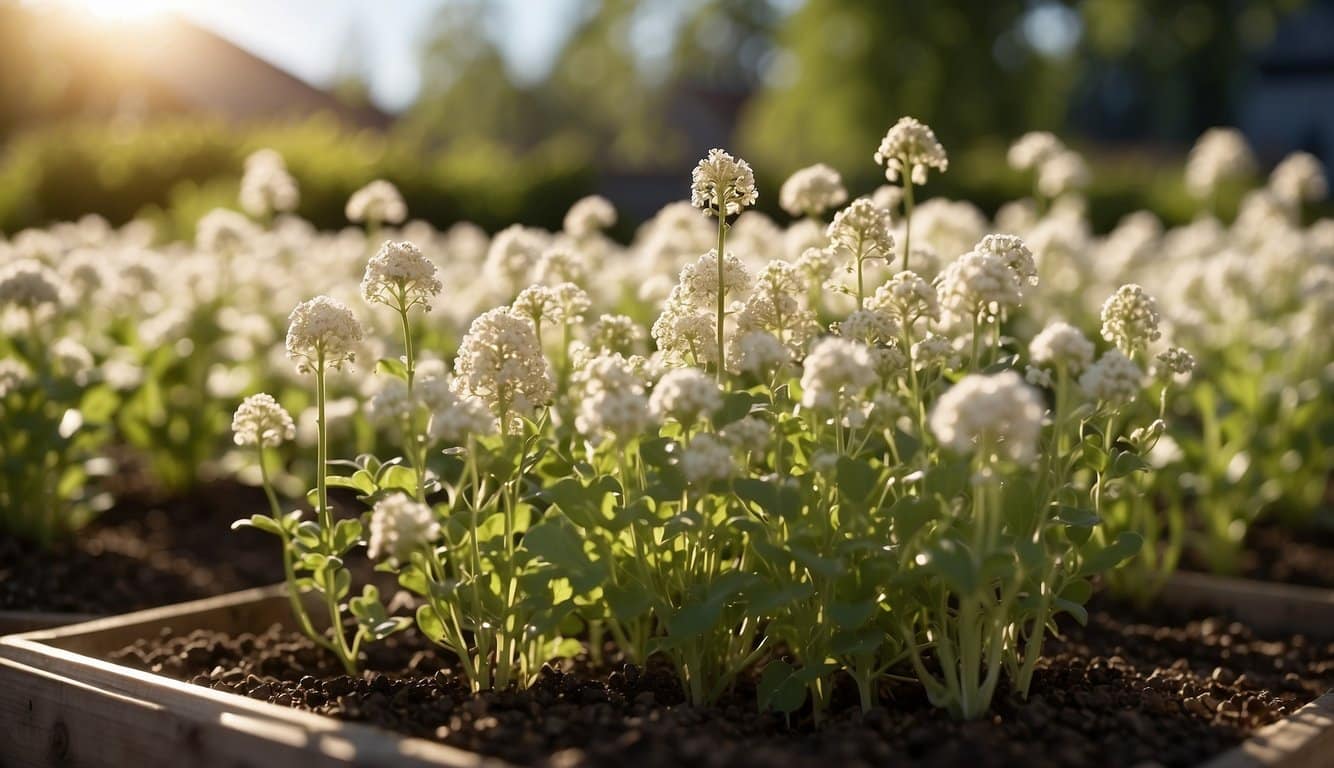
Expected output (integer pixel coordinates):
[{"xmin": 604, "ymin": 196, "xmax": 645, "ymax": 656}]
[{"xmin": 55, "ymin": 0, "xmax": 182, "ymax": 22}]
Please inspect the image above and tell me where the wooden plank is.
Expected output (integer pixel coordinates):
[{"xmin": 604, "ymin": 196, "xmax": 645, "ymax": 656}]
[
  {"xmin": 0, "ymin": 585, "xmax": 509, "ymax": 768},
  {"xmin": 1202, "ymin": 692, "xmax": 1334, "ymax": 768},
  {"xmin": 1160, "ymin": 572, "xmax": 1334, "ymax": 637}
]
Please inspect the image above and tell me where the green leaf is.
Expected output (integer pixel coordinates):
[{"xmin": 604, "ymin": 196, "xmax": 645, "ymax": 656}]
[
  {"xmin": 756, "ymin": 661, "xmax": 807, "ymax": 713},
  {"xmin": 1109, "ymin": 451, "xmax": 1151, "ymax": 478},
  {"xmin": 1081, "ymin": 439, "xmax": 1109, "ymax": 473},
  {"xmin": 1054, "ymin": 506, "xmax": 1100, "ymax": 528},
  {"xmin": 837, "ymin": 457, "xmax": 876, "ymax": 506},
  {"xmin": 1053, "ymin": 598, "xmax": 1089, "ymax": 626},
  {"xmin": 326, "ymin": 470, "xmax": 377, "ymax": 496},
  {"xmin": 232, "ymin": 514, "xmax": 283, "ymax": 536},
  {"xmin": 416, "ymin": 604, "xmax": 447, "ymax": 644},
  {"xmin": 523, "ymin": 517, "xmax": 606, "ymax": 593},
  {"xmin": 375, "ymin": 357, "xmax": 409, "ymax": 381},
  {"xmin": 717, "ymin": 391, "xmax": 761, "ymax": 426},
  {"xmin": 1078, "ymin": 532, "xmax": 1144, "ymax": 577},
  {"xmin": 330, "ymin": 518, "xmax": 364, "ymax": 555},
  {"xmin": 889, "ymin": 495, "xmax": 939, "ymax": 542},
  {"xmin": 603, "ymin": 582, "xmax": 654, "ymax": 622},
  {"xmin": 922, "ymin": 539, "xmax": 978, "ymax": 595}
]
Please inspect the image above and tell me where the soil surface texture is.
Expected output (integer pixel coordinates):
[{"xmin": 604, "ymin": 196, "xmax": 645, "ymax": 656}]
[
  {"xmin": 109, "ymin": 601, "xmax": 1334, "ymax": 768},
  {"xmin": 1183, "ymin": 520, "xmax": 1334, "ymax": 589},
  {"xmin": 0, "ymin": 481, "xmax": 285, "ymax": 613}
]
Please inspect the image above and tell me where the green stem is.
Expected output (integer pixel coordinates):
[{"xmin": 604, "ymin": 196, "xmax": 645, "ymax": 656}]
[
  {"xmin": 902, "ymin": 175, "xmax": 915, "ymax": 273},
  {"xmin": 715, "ymin": 206, "xmax": 728, "ymax": 382}
]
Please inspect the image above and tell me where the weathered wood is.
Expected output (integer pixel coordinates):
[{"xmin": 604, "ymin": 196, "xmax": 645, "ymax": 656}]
[
  {"xmin": 0, "ymin": 611, "xmax": 97, "ymax": 636},
  {"xmin": 1161, "ymin": 572, "xmax": 1334, "ymax": 638},
  {"xmin": 1202, "ymin": 692, "xmax": 1334, "ymax": 768},
  {"xmin": 0, "ymin": 585, "xmax": 507, "ymax": 768}
]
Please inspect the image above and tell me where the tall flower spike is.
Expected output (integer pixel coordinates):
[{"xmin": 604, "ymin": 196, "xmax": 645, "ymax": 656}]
[{"xmin": 690, "ymin": 148, "xmax": 758, "ymax": 217}]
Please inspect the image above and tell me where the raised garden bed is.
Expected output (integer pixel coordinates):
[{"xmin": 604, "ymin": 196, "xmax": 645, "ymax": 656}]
[{"xmin": 1, "ymin": 578, "xmax": 1330, "ymax": 768}]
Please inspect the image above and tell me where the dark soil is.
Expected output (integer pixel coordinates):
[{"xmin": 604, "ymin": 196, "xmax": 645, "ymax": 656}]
[
  {"xmin": 0, "ymin": 481, "xmax": 285, "ymax": 614},
  {"xmin": 109, "ymin": 601, "xmax": 1334, "ymax": 768},
  {"xmin": 1183, "ymin": 520, "xmax": 1334, "ymax": 589}
]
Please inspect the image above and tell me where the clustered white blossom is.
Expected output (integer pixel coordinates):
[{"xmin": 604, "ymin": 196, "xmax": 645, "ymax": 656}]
[
  {"xmin": 197, "ymin": 209, "xmax": 258, "ymax": 254},
  {"xmin": 1007, "ymin": 131, "xmax": 1064, "ymax": 172},
  {"xmin": 779, "ymin": 163, "xmax": 848, "ymax": 218},
  {"xmin": 452, "ymin": 307, "xmax": 554, "ymax": 425},
  {"xmin": 285, "ymin": 296, "xmax": 365, "ymax": 374},
  {"xmin": 361, "ymin": 240, "xmax": 442, "ymax": 311},
  {"xmin": 1029, "ymin": 321, "xmax": 1095, "ymax": 374},
  {"xmin": 0, "ymin": 259, "xmax": 65, "ymax": 310},
  {"xmin": 564, "ymin": 195, "xmax": 617, "ymax": 238},
  {"xmin": 232, "ymin": 393, "xmax": 297, "ymax": 448},
  {"xmin": 649, "ymin": 367, "xmax": 721, "ymax": 426},
  {"xmin": 680, "ymin": 433, "xmax": 735, "ymax": 484},
  {"xmin": 690, "ymin": 148, "xmax": 758, "ymax": 216},
  {"xmin": 346, "ymin": 180, "xmax": 407, "ymax": 225},
  {"xmin": 935, "ymin": 249, "xmax": 1022, "ymax": 322},
  {"xmin": 0, "ymin": 358, "xmax": 31, "ymax": 398},
  {"xmin": 874, "ymin": 116, "xmax": 948, "ymax": 185},
  {"xmin": 1268, "ymin": 152, "xmax": 1328, "ymax": 207},
  {"xmin": 1079, "ymin": 349, "xmax": 1144, "ymax": 404},
  {"xmin": 240, "ymin": 149, "xmax": 300, "ymax": 219},
  {"xmin": 367, "ymin": 494, "xmax": 440, "ymax": 562},
  {"xmin": 1185, "ymin": 128, "xmax": 1255, "ymax": 200},
  {"xmin": 1099, "ymin": 284, "xmax": 1161, "ymax": 354},
  {"xmin": 574, "ymin": 353, "xmax": 649, "ymax": 443},
  {"xmin": 826, "ymin": 198, "xmax": 895, "ymax": 263},
  {"xmin": 799, "ymin": 337, "xmax": 877, "ymax": 411},
  {"xmin": 929, "ymin": 371, "xmax": 1045, "ymax": 463},
  {"xmin": 1154, "ymin": 346, "xmax": 1197, "ymax": 380}
]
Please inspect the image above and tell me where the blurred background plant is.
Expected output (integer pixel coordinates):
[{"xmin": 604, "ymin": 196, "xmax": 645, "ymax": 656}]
[{"xmin": 2, "ymin": 0, "xmax": 1331, "ymax": 238}]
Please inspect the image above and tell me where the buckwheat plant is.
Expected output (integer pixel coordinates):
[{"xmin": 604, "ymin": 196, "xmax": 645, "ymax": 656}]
[
  {"xmin": 875, "ymin": 116, "xmax": 948, "ymax": 271},
  {"xmin": 233, "ymin": 295, "xmax": 401, "ymax": 674},
  {"xmin": 0, "ymin": 261, "xmax": 116, "ymax": 545},
  {"xmin": 691, "ymin": 148, "xmax": 758, "ymax": 381}
]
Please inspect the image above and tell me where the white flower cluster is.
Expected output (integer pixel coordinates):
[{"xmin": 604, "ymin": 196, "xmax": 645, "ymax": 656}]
[
  {"xmin": 361, "ymin": 240, "xmax": 442, "ymax": 311},
  {"xmin": 574, "ymin": 353, "xmax": 649, "ymax": 444},
  {"xmin": 452, "ymin": 307, "xmax": 554, "ymax": 424},
  {"xmin": 1029, "ymin": 321, "xmax": 1094, "ymax": 374},
  {"xmin": 874, "ymin": 117, "xmax": 948, "ymax": 185},
  {"xmin": 870, "ymin": 270, "xmax": 939, "ymax": 327},
  {"xmin": 1154, "ymin": 346, "xmax": 1197, "ymax": 380},
  {"xmin": 680, "ymin": 433, "xmax": 735, "ymax": 484},
  {"xmin": 800, "ymin": 337, "xmax": 877, "ymax": 411},
  {"xmin": 367, "ymin": 494, "xmax": 440, "ymax": 562},
  {"xmin": 675, "ymin": 250, "xmax": 754, "ymax": 307},
  {"xmin": 285, "ymin": 296, "xmax": 365, "ymax": 374},
  {"xmin": 346, "ymin": 180, "xmax": 407, "ymax": 225},
  {"xmin": 1079, "ymin": 349, "xmax": 1144, "ymax": 403},
  {"xmin": 0, "ymin": 358, "xmax": 31, "ymax": 398},
  {"xmin": 240, "ymin": 149, "xmax": 299, "ymax": 219},
  {"xmin": 564, "ymin": 195, "xmax": 617, "ymax": 238},
  {"xmin": 1268, "ymin": 152, "xmax": 1328, "ymax": 207},
  {"xmin": 1099, "ymin": 284, "xmax": 1161, "ymax": 354},
  {"xmin": 936, "ymin": 249, "xmax": 1022, "ymax": 322},
  {"xmin": 197, "ymin": 209, "xmax": 258, "ymax": 254},
  {"xmin": 929, "ymin": 371, "xmax": 1044, "ymax": 463},
  {"xmin": 649, "ymin": 367, "xmax": 721, "ymax": 426},
  {"xmin": 690, "ymin": 148, "xmax": 759, "ymax": 217},
  {"xmin": 484, "ymin": 224, "xmax": 546, "ymax": 291},
  {"xmin": 779, "ymin": 163, "xmax": 849, "ymax": 218},
  {"xmin": 0, "ymin": 259, "xmax": 64, "ymax": 310},
  {"xmin": 231, "ymin": 393, "xmax": 297, "ymax": 448},
  {"xmin": 1185, "ymin": 128, "xmax": 1254, "ymax": 200},
  {"xmin": 1007, "ymin": 132, "xmax": 1064, "ymax": 171},
  {"xmin": 826, "ymin": 198, "xmax": 895, "ymax": 263}
]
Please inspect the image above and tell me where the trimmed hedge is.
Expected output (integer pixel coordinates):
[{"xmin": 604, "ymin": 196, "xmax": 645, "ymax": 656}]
[{"xmin": 0, "ymin": 116, "xmax": 596, "ymax": 238}]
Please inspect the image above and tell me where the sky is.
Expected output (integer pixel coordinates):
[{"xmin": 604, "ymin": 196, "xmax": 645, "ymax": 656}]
[{"xmin": 33, "ymin": 0, "xmax": 586, "ymax": 112}]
